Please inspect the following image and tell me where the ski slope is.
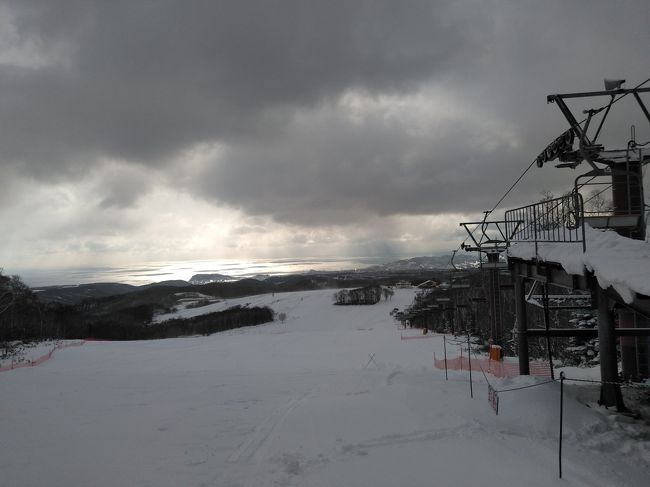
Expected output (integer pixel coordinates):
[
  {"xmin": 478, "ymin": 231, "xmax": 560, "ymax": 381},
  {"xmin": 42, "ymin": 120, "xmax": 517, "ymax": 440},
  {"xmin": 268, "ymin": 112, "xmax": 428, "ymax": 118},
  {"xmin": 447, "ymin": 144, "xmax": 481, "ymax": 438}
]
[{"xmin": 2, "ymin": 289, "xmax": 649, "ymax": 487}]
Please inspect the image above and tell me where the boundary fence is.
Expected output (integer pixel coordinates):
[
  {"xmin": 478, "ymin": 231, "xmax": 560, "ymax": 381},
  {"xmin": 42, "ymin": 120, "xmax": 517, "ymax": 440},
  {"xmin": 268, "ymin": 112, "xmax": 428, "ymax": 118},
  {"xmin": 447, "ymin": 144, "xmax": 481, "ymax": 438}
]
[
  {"xmin": 400, "ymin": 333, "xmax": 434, "ymax": 340},
  {"xmin": 433, "ymin": 354, "xmax": 552, "ymax": 379},
  {"xmin": 439, "ymin": 341, "xmax": 649, "ymax": 480},
  {"xmin": 0, "ymin": 341, "xmax": 86, "ymax": 373}
]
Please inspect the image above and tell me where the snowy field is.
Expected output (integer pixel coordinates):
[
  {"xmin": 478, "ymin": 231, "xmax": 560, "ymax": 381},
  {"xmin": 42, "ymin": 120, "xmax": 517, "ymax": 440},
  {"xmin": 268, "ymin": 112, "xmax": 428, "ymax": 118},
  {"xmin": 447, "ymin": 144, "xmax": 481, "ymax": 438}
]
[{"xmin": 2, "ymin": 289, "xmax": 649, "ymax": 487}]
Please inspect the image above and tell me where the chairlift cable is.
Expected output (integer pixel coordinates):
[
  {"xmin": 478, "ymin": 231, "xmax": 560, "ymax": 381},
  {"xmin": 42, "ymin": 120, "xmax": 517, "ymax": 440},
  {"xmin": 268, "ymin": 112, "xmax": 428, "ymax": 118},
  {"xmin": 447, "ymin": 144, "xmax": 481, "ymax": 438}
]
[
  {"xmin": 449, "ymin": 158, "xmax": 537, "ymax": 263},
  {"xmin": 449, "ymin": 76, "xmax": 650, "ymax": 263},
  {"xmin": 492, "ymin": 77, "xmax": 650, "ymax": 213}
]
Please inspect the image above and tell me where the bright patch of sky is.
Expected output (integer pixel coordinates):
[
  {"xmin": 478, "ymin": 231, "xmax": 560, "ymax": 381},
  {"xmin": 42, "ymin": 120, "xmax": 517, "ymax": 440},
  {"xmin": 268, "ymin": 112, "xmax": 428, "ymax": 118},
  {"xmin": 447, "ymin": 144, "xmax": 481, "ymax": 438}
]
[{"xmin": 1, "ymin": 0, "xmax": 648, "ymax": 280}]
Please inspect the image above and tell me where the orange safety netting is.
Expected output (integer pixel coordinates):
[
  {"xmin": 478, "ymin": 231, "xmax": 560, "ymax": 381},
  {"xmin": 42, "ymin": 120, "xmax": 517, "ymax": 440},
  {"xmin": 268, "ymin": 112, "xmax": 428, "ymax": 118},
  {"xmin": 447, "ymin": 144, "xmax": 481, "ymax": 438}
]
[
  {"xmin": 400, "ymin": 333, "xmax": 434, "ymax": 340},
  {"xmin": 0, "ymin": 341, "xmax": 86, "ymax": 373},
  {"xmin": 433, "ymin": 355, "xmax": 552, "ymax": 379}
]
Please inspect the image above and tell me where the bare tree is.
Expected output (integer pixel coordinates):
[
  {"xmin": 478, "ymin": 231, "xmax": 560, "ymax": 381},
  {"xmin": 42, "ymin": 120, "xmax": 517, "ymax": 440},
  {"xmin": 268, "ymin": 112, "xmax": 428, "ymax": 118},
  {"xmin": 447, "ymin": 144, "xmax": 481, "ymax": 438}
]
[
  {"xmin": 382, "ymin": 287, "xmax": 394, "ymax": 301},
  {"xmin": 585, "ymin": 189, "xmax": 612, "ymax": 215},
  {"xmin": 0, "ymin": 271, "xmax": 14, "ymax": 316}
]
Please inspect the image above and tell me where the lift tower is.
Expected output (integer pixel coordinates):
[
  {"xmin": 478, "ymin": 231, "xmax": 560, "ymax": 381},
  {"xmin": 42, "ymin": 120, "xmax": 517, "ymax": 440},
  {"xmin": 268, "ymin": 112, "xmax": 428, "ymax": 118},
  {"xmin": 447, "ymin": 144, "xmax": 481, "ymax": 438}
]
[
  {"xmin": 460, "ymin": 215, "xmax": 521, "ymax": 345},
  {"xmin": 538, "ymin": 79, "xmax": 649, "ymax": 239},
  {"xmin": 536, "ymin": 79, "xmax": 650, "ymax": 407}
]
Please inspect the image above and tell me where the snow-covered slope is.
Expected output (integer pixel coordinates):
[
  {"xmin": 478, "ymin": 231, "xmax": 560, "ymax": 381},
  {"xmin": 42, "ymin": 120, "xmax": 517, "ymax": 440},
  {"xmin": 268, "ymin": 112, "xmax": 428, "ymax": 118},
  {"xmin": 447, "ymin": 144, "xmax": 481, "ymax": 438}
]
[{"xmin": 2, "ymin": 289, "xmax": 648, "ymax": 486}]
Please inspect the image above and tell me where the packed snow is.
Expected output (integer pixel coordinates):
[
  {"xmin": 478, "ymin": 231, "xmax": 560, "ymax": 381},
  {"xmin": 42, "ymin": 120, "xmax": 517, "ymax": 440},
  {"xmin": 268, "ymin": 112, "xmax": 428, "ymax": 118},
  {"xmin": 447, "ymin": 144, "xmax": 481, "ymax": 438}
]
[
  {"xmin": 0, "ymin": 340, "xmax": 85, "ymax": 372},
  {"xmin": 508, "ymin": 225, "xmax": 650, "ymax": 302},
  {"xmin": 2, "ymin": 289, "xmax": 649, "ymax": 487}
]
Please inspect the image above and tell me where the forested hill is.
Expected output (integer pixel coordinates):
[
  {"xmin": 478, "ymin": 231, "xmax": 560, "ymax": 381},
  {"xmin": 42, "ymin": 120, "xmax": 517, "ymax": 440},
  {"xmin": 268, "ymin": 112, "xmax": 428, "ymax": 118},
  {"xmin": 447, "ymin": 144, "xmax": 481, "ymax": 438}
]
[
  {"xmin": 31, "ymin": 269, "xmax": 450, "ymax": 305},
  {"xmin": 33, "ymin": 280, "xmax": 190, "ymax": 305}
]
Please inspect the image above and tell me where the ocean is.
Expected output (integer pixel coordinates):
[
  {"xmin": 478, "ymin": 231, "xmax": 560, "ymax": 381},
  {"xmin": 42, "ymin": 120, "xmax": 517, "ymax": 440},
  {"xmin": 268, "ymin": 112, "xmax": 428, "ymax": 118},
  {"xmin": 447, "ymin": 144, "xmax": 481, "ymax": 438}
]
[{"xmin": 11, "ymin": 256, "xmax": 392, "ymax": 287}]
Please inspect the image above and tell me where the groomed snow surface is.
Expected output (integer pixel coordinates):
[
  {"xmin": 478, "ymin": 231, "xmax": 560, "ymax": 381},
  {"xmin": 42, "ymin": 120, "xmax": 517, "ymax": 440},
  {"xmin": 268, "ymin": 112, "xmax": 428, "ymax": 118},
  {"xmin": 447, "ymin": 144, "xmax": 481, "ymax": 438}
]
[{"xmin": 2, "ymin": 289, "xmax": 649, "ymax": 487}]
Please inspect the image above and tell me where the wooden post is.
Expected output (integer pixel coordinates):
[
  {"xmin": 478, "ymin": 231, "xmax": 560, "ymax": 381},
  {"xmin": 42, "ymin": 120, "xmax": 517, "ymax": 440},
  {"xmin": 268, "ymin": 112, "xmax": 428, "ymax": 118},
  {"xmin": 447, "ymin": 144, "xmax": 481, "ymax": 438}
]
[
  {"xmin": 467, "ymin": 331, "xmax": 473, "ymax": 399},
  {"xmin": 619, "ymin": 309, "xmax": 638, "ymax": 381},
  {"xmin": 636, "ymin": 315, "xmax": 650, "ymax": 379},
  {"xmin": 542, "ymin": 283, "xmax": 555, "ymax": 380},
  {"xmin": 487, "ymin": 252, "xmax": 502, "ymax": 344},
  {"xmin": 597, "ymin": 287, "xmax": 624, "ymax": 410},
  {"xmin": 514, "ymin": 272, "xmax": 530, "ymax": 375},
  {"xmin": 559, "ymin": 371, "xmax": 565, "ymax": 479},
  {"xmin": 443, "ymin": 336, "xmax": 448, "ymax": 381}
]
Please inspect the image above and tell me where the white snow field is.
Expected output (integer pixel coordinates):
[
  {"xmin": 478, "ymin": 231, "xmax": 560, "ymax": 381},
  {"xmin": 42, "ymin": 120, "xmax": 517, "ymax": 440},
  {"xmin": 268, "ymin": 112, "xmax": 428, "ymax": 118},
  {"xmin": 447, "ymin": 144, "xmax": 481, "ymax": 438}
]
[{"xmin": 2, "ymin": 289, "xmax": 649, "ymax": 487}]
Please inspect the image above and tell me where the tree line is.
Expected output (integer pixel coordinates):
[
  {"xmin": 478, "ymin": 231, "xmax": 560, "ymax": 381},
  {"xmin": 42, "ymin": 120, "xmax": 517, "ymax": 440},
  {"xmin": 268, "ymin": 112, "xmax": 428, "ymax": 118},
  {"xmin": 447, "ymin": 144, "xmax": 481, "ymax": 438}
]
[
  {"xmin": 333, "ymin": 285, "xmax": 394, "ymax": 305},
  {"xmin": 1, "ymin": 270, "xmax": 274, "ymax": 349},
  {"xmin": 83, "ymin": 305, "xmax": 274, "ymax": 340}
]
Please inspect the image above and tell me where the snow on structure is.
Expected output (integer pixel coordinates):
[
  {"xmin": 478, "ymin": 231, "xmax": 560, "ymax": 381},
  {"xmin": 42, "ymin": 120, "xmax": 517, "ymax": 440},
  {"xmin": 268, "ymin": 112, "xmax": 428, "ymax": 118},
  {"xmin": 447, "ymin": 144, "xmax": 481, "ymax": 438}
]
[{"xmin": 508, "ymin": 225, "xmax": 650, "ymax": 303}]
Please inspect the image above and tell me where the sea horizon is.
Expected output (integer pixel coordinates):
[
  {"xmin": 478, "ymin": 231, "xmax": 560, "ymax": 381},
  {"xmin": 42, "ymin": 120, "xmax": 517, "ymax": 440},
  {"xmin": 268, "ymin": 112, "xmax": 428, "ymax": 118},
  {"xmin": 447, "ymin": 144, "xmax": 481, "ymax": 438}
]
[{"xmin": 7, "ymin": 256, "xmax": 407, "ymax": 288}]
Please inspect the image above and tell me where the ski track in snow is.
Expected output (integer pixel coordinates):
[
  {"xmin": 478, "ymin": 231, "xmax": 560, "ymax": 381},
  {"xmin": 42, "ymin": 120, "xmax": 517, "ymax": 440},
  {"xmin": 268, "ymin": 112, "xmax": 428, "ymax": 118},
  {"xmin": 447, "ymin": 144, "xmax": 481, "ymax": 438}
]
[
  {"xmin": 228, "ymin": 391, "xmax": 311, "ymax": 465},
  {"xmin": 2, "ymin": 288, "xmax": 650, "ymax": 487}
]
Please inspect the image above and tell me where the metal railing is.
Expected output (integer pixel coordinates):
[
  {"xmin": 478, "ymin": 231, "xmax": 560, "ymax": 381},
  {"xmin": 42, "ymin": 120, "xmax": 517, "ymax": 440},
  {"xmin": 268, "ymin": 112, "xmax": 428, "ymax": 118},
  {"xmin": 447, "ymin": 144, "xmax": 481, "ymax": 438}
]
[{"xmin": 505, "ymin": 193, "xmax": 586, "ymax": 255}]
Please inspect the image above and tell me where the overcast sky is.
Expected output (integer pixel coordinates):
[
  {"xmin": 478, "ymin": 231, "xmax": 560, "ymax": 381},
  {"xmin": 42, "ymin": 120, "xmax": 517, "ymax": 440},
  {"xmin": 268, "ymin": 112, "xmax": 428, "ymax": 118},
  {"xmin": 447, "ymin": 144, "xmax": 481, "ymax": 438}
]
[{"xmin": 1, "ymin": 0, "xmax": 649, "ymax": 274}]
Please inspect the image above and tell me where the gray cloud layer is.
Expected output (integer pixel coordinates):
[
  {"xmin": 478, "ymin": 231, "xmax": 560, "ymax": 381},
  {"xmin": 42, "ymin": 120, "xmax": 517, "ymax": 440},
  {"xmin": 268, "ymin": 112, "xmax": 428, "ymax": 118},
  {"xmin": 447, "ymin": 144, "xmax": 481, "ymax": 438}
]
[
  {"xmin": 3, "ymin": 1, "xmax": 474, "ymax": 166},
  {"xmin": 2, "ymin": 0, "xmax": 649, "ymax": 227}
]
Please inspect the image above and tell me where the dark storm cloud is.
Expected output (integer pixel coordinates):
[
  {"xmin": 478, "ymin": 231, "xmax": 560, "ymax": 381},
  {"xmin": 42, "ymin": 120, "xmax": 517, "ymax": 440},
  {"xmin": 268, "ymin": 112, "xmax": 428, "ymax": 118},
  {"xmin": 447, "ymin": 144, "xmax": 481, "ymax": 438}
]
[
  {"xmin": 194, "ymin": 107, "xmax": 530, "ymax": 224},
  {"xmin": 1, "ymin": 0, "xmax": 481, "ymax": 171},
  {"xmin": 1, "ymin": 0, "xmax": 649, "ymax": 223}
]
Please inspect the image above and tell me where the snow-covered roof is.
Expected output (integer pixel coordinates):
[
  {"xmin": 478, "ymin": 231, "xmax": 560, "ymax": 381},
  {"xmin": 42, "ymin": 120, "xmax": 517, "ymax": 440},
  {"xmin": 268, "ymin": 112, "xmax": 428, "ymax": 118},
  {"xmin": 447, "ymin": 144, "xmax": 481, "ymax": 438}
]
[{"xmin": 508, "ymin": 225, "xmax": 650, "ymax": 303}]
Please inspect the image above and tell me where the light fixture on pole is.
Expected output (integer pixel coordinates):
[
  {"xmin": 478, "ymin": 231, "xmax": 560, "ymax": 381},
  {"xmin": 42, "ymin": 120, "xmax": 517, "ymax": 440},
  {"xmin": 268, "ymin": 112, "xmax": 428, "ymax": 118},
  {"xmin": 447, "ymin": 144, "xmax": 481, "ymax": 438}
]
[{"xmin": 604, "ymin": 78, "xmax": 625, "ymax": 91}]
